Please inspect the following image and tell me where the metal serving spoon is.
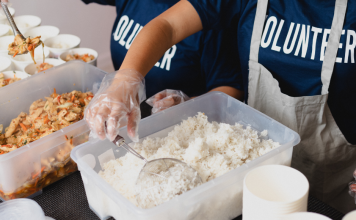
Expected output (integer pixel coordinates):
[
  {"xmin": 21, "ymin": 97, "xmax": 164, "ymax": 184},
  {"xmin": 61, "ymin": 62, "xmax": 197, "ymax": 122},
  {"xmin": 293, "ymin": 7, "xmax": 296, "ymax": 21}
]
[{"xmin": 0, "ymin": 1, "xmax": 42, "ymax": 55}]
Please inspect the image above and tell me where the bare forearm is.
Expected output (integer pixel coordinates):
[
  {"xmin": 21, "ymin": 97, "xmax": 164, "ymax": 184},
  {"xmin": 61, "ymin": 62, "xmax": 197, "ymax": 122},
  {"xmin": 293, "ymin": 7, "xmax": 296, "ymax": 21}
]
[
  {"xmin": 119, "ymin": 0, "xmax": 203, "ymax": 76},
  {"xmin": 209, "ymin": 86, "xmax": 244, "ymax": 101}
]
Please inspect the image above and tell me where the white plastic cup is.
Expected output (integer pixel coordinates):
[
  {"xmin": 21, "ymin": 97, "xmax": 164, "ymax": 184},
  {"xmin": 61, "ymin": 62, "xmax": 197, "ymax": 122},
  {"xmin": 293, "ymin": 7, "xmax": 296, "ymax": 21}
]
[
  {"xmin": 12, "ymin": 15, "xmax": 41, "ymax": 33},
  {"xmin": 0, "ymin": 35, "xmax": 13, "ymax": 56},
  {"xmin": 0, "ymin": 24, "xmax": 10, "ymax": 37},
  {"xmin": 24, "ymin": 58, "xmax": 65, "ymax": 75},
  {"xmin": 59, "ymin": 48, "xmax": 98, "ymax": 66},
  {"xmin": 0, "ymin": 56, "xmax": 12, "ymax": 72},
  {"xmin": 10, "ymin": 46, "xmax": 50, "ymax": 71},
  {"xmin": 343, "ymin": 210, "xmax": 356, "ymax": 220},
  {"xmin": 0, "ymin": 7, "xmax": 15, "ymax": 24},
  {"xmin": 24, "ymin": 25, "xmax": 60, "ymax": 41},
  {"xmin": 243, "ymin": 165, "xmax": 309, "ymax": 220},
  {"xmin": 44, "ymin": 34, "xmax": 80, "ymax": 58}
]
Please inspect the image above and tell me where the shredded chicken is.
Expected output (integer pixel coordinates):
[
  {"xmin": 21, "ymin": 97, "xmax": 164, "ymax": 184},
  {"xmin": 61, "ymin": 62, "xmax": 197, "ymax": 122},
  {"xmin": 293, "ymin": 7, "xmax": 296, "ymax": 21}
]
[
  {"xmin": 36, "ymin": 63, "xmax": 54, "ymax": 72},
  {"xmin": 0, "ymin": 89, "xmax": 93, "ymax": 155},
  {"xmin": 0, "ymin": 73, "xmax": 21, "ymax": 88},
  {"xmin": 65, "ymin": 53, "xmax": 95, "ymax": 62}
]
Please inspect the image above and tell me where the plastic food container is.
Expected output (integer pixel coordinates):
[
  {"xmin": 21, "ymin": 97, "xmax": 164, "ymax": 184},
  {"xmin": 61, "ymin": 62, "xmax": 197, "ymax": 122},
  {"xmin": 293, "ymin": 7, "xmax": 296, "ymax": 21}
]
[
  {"xmin": 71, "ymin": 92, "xmax": 300, "ymax": 220},
  {"xmin": 0, "ymin": 198, "xmax": 46, "ymax": 220},
  {"xmin": 0, "ymin": 61, "xmax": 106, "ymax": 201}
]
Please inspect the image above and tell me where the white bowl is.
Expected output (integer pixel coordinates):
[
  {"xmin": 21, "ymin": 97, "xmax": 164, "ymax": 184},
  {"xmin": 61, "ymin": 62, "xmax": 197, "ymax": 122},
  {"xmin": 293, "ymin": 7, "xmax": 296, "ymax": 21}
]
[
  {"xmin": 24, "ymin": 25, "xmax": 60, "ymax": 41},
  {"xmin": 1, "ymin": 71, "xmax": 30, "ymax": 87},
  {"xmin": 24, "ymin": 58, "xmax": 65, "ymax": 75},
  {"xmin": 10, "ymin": 46, "xmax": 50, "ymax": 71},
  {"xmin": 0, "ymin": 24, "xmax": 10, "ymax": 37},
  {"xmin": 0, "ymin": 35, "xmax": 13, "ymax": 56},
  {"xmin": 282, "ymin": 212, "xmax": 332, "ymax": 220},
  {"xmin": 59, "ymin": 48, "xmax": 98, "ymax": 66},
  {"xmin": 44, "ymin": 34, "xmax": 80, "ymax": 58},
  {"xmin": 0, "ymin": 56, "xmax": 12, "ymax": 72},
  {"xmin": 12, "ymin": 15, "xmax": 41, "ymax": 33},
  {"xmin": 0, "ymin": 7, "xmax": 15, "ymax": 24}
]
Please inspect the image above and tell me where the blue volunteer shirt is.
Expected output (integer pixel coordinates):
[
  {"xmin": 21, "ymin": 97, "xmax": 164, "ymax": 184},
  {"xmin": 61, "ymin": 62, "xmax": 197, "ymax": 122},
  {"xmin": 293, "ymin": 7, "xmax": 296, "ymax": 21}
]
[
  {"xmin": 82, "ymin": 0, "xmax": 242, "ymax": 98},
  {"xmin": 189, "ymin": 0, "xmax": 356, "ymax": 144}
]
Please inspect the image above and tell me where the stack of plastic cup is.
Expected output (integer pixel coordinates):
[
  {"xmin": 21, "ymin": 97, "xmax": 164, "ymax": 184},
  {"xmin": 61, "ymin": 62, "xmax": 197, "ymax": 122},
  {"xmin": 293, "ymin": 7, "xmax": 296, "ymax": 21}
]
[
  {"xmin": 343, "ymin": 210, "xmax": 356, "ymax": 220},
  {"xmin": 243, "ymin": 165, "xmax": 309, "ymax": 220},
  {"xmin": 282, "ymin": 212, "xmax": 332, "ymax": 220}
]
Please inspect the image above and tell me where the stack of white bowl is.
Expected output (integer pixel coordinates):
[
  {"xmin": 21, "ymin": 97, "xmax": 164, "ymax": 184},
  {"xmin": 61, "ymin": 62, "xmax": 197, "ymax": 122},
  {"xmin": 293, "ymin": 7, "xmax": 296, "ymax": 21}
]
[
  {"xmin": 243, "ymin": 165, "xmax": 309, "ymax": 220},
  {"xmin": 282, "ymin": 212, "xmax": 332, "ymax": 220}
]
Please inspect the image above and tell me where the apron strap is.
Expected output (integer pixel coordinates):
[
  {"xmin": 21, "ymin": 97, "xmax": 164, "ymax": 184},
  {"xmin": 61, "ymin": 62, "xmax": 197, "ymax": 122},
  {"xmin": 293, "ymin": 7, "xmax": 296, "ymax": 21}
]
[
  {"xmin": 249, "ymin": 0, "xmax": 268, "ymax": 62},
  {"xmin": 321, "ymin": 0, "xmax": 348, "ymax": 94}
]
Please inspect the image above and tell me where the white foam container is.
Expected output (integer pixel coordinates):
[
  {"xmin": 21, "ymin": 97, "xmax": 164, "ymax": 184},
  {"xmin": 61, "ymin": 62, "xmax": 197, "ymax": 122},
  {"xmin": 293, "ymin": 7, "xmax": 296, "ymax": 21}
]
[
  {"xmin": 0, "ymin": 24, "xmax": 10, "ymax": 37},
  {"xmin": 10, "ymin": 46, "xmax": 50, "ymax": 71},
  {"xmin": 0, "ymin": 7, "xmax": 15, "ymax": 24},
  {"xmin": 0, "ymin": 35, "xmax": 13, "ymax": 56},
  {"xmin": 71, "ymin": 92, "xmax": 300, "ymax": 220},
  {"xmin": 24, "ymin": 25, "xmax": 60, "ymax": 41},
  {"xmin": 0, "ymin": 56, "xmax": 12, "ymax": 72},
  {"xmin": 0, "ymin": 61, "xmax": 106, "ymax": 201},
  {"xmin": 12, "ymin": 15, "xmax": 41, "ymax": 33},
  {"xmin": 24, "ymin": 58, "xmax": 65, "ymax": 75},
  {"xmin": 59, "ymin": 48, "xmax": 98, "ymax": 66},
  {"xmin": 44, "ymin": 34, "xmax": 81, "ymax": 58}
]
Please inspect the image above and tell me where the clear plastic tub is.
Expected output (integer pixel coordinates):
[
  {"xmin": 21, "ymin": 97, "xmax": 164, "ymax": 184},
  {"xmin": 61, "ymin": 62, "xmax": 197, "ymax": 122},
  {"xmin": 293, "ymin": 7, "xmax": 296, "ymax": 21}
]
[
  {"xmin": 71, "ymin": 92, "xmax": 300, "ymax": 220},
  {"xmin": 0, "ymin": 61, "xmax": 106, "ymax": 201}
]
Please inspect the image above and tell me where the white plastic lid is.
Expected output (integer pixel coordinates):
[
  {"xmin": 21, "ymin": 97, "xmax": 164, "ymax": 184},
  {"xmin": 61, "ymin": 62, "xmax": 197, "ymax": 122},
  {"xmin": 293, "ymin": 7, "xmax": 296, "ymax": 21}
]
[{"xmin": 0, "ymin": 199, "xmax": 45, "ymax": 220}]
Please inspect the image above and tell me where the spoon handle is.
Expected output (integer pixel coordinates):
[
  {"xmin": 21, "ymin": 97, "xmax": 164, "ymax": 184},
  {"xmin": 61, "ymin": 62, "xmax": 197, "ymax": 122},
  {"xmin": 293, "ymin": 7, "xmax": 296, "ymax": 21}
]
[
  {"xmin": 0, "ymin": 2, "xmax": 25, "ymax": 40},
  {"xmin": 113, "ymin": 135, "xmax": 148, "ymax": 163}
]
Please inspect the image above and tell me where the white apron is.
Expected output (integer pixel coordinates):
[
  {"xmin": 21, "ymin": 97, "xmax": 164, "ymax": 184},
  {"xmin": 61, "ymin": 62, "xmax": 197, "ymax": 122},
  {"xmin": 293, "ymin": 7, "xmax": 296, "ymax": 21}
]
[{"xmin": 248, "ymin": 0, "xmax": 356, "ymax": 213}]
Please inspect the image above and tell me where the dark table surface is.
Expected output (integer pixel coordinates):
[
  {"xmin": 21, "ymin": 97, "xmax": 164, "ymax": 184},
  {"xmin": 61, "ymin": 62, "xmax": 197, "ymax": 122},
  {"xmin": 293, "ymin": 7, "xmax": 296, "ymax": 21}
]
[{"xmin": 0, "ymin": 103, "xmax": 347, "ymax": 220}]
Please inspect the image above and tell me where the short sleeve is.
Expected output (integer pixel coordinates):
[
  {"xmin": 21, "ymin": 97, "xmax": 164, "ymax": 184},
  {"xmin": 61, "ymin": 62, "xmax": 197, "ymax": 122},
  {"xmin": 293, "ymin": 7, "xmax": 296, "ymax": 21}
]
[
  {"xmin": 81, "ymin": 0, "xmax": 116, "ymax": 6},
  {"xmin": 188, "ymin": 0, "xmax": 248, "ymax": 30},
  {"xmin": 201, "ymin": 28, "xmax": 243, "ymax": 92}
]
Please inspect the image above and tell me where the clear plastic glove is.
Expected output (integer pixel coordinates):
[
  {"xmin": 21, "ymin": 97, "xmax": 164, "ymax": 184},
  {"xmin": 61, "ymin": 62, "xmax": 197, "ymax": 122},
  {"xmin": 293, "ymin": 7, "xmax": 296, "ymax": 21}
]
[
  {"xmin": 349, "ymin": 169, "xmax": 356, "ymax": 204},
  {"xmin": 84, "ymin": 69, "xmax": 146, "ymax": 142},
  {"xmin": 146, "ymin": 89, "xmax": 189, "ymax": 114}
]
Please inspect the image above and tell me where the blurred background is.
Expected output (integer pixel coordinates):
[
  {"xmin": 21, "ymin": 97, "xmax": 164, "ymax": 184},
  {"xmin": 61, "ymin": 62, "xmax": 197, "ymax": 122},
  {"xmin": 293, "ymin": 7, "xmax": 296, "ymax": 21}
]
[{"xmin": 9, "ymin": 0, "xmax": 116, "ymax": 73}]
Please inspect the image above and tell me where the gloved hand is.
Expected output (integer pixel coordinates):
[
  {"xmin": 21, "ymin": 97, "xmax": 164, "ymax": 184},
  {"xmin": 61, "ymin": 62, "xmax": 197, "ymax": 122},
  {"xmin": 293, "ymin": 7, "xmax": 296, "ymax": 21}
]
[
  {"xmin": 349, "ymin": 169, "xmax": 356, "ymax": 203},
  {"xmin": 84, "ymin": 69, "xmax": 146, "ymax": 142},
  {"xmin": 146, "ymin": 89, "xmax": 189, "ymax": 114}
]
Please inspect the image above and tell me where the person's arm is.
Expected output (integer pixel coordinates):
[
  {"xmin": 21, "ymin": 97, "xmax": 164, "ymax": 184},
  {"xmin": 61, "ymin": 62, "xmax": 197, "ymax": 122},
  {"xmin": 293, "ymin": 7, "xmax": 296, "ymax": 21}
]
[
  {"xmin": 81, "ymin": 0, "xmax": 116, "ymax": 6},
  {"xmin": 119, "ymin": 0, "xmax": 203, "ymax": 75},
  {"xmin": 209, "ymin": 86, "xmax": 244, "ymax": 101}
]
